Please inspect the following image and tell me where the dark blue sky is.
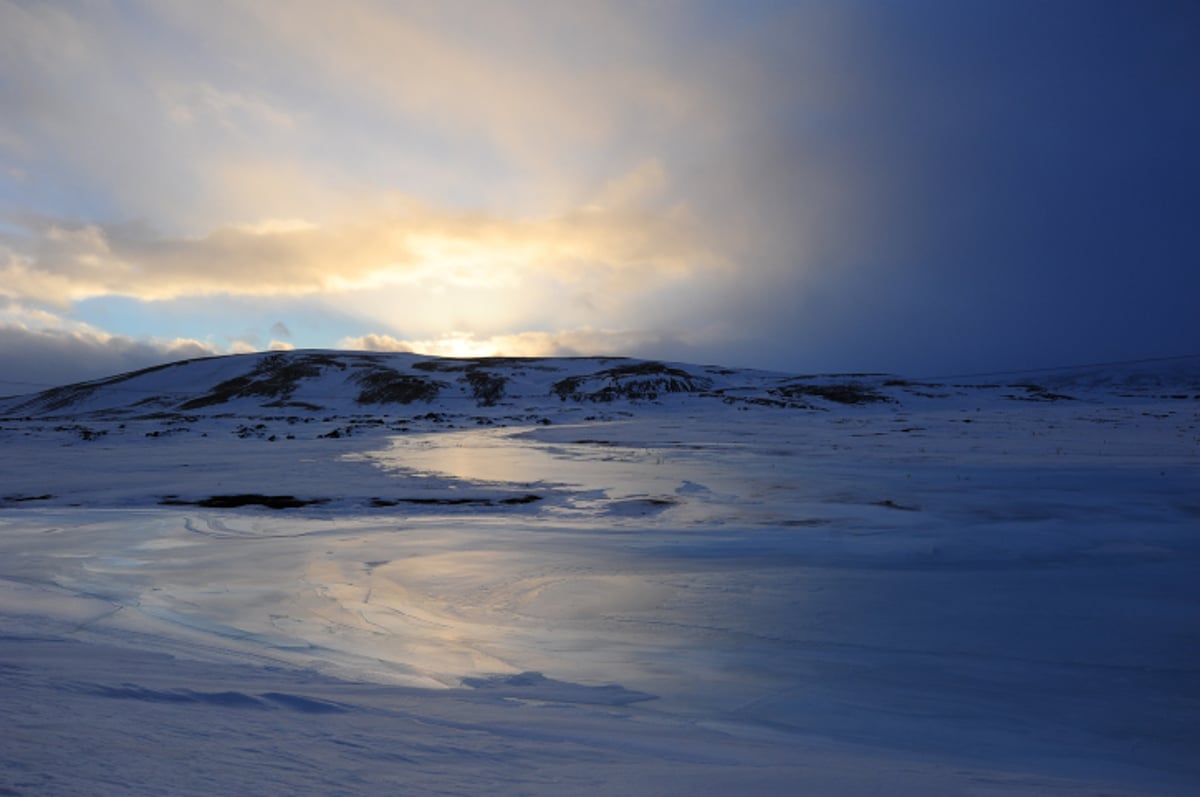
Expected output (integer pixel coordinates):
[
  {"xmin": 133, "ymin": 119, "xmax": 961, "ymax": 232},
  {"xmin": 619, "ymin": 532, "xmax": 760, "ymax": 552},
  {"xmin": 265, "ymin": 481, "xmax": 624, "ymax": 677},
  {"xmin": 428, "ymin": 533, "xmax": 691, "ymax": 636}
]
[
  {"xmin": 1, "ymin": 1, "xmax": 1197, "ymax": 386},
  {"xmin": 684, "ymin": 0, "xmax": 1200, "ymax": 374}
]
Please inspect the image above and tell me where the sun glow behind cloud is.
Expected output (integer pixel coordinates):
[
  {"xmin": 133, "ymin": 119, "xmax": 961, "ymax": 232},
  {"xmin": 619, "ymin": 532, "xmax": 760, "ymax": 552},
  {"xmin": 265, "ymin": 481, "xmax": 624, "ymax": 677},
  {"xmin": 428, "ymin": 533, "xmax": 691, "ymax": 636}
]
[
  {"xmin": 1, "ymin": 1, "xmax": 1197, "ymax": 387},
  {"xmin": 0, "ymin": 0, "xmax": 729, "ymax": 361},
  {"xmin": 0, "ymin": 0, "xmax": 927, "ymax": 379},
  {"xmin": 0, "ymin": 184, "xmax": 720, "ymax": 329}
]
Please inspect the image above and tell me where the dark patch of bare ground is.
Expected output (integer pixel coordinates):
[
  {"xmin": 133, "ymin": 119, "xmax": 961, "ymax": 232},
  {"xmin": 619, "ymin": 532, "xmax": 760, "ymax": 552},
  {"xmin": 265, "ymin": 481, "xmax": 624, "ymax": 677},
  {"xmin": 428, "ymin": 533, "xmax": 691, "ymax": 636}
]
[
  {"xmin": 1, "ymin": 494, "xmax": 54, "ymax": 505},
  {"xmin": 770, "ymin": 381, "xmax": 893, "ymax": 405},
  {"xmin": 552, "ymin": 362, "xmax": 712, "ymax": 402},
  {"xmin": 352, "ymin": 367, "xmax": 444, "ymax": 404},
  {"xmin": 369, "ymin": 494, "xmax": 542, "ymax": 508},
  {"xmin": 462, "ymin": 370, "xmax": 507, "ymax": 406},
  {"xmin": 160, "ymin": 494, "xmax": 331, "ymax": 509},
  {"xmin": 411, "ymin": 356, "xmax": 554, "ymax": 372}
]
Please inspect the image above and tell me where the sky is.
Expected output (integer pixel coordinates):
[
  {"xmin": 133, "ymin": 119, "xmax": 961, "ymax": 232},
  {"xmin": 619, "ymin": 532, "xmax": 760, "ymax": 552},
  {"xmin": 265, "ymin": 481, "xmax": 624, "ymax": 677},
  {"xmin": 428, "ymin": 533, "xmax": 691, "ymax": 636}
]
[{"xmin": 2, "ymin": 0, "xmax": 1198, "ymax": 389}]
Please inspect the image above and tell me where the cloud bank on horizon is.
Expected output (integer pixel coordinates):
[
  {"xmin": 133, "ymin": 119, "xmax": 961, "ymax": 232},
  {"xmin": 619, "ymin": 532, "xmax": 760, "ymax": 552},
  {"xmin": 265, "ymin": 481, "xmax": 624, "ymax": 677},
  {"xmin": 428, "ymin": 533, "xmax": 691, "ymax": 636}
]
[{"xmin": 2, "ymin": 1, "xmax": 1198, "ymax": 388}]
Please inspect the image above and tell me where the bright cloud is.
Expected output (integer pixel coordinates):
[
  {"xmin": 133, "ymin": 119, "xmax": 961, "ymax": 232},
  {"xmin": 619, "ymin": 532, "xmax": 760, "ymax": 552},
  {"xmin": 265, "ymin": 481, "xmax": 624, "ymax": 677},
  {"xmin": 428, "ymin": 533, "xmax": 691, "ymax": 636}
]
[
  {"xmin": 0, "ymin": 191, "xmax": 719, "ymax": 304},
  {"xmin": 339, "ymin": 328, "xmax": 663, "ymax": 360}
]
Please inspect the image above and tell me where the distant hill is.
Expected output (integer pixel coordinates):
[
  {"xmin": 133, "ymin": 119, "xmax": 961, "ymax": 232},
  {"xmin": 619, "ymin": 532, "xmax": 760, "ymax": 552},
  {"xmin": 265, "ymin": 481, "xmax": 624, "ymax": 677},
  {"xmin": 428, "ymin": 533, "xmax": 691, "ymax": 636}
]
[
  {"xmin": 0, "ymin": 350, "xmax": 802, "ymax": 419},
  {"xmin": 2, "ymin": 350, "xmax": 1196, "ymax": 420}
]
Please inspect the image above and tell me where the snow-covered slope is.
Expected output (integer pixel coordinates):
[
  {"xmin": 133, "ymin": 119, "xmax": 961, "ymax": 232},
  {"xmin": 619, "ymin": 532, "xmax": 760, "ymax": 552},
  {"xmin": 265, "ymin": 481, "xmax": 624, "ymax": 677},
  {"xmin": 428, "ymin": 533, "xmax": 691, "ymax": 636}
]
[
  {"xmin": 4, "ymin": 350, "xmax": 1197, "ymax": 422},
  {"xmin": 0, "ymin": 349, "xmax": 863, "ymax": 419}
]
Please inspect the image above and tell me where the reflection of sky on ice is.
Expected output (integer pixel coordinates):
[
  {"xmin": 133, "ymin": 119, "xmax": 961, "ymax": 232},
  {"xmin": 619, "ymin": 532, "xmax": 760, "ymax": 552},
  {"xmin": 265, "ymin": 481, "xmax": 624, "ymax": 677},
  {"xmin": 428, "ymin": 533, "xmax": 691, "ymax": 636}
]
[
  {"xmin": 2, "ymin": 404, "xmax": 1199, "ymax": 792},
  {"xmin": 356, "ymin": 423, "xmax": 730, "ymax": 504}
]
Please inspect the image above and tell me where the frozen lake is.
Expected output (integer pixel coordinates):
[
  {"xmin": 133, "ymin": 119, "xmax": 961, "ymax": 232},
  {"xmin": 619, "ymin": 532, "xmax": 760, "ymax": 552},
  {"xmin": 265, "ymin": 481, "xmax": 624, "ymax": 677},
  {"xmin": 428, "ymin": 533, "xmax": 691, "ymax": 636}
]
[{"xmin": 3, "ymin": 394, "xmax": 1199, "ymax": 795}]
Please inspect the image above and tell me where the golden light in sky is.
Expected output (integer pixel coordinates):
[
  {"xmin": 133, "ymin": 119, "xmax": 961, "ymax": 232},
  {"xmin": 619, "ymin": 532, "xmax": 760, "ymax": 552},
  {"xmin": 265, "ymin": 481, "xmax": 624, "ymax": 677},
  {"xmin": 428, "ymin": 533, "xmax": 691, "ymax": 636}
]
[{"xmin": 1, "ymin": 1, "xmax": 1197, "ymax": 387}]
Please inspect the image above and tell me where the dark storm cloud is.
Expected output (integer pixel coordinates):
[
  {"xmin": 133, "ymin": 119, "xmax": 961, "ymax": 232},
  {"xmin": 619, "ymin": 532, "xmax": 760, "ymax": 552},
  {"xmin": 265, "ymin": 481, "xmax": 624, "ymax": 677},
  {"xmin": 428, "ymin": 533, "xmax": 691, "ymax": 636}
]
[
  {"xmin": 0, "ymin": 325, "xmax": 214, "ymax": 392},
  {"xmin": 710, "ymin": 1, "xmax": 1200, "ymax": 374}
]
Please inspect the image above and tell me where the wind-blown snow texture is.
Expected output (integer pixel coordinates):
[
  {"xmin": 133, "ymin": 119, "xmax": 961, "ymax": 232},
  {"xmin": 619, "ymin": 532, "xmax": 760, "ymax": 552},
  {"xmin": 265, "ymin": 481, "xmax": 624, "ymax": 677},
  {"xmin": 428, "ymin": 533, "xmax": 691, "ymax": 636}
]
[{"xmin": 2, "ymin": 351, "xmax": 1198, "ymax": 795}]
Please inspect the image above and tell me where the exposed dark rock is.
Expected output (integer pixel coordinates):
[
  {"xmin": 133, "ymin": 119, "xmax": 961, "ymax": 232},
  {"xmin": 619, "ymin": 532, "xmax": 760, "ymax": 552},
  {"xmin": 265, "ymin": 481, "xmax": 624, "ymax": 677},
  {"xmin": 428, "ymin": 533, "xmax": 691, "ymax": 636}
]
[
  {"xmin": 463, "ymin": 370, "xmax": 507, "ymax": 406},
  {"xmin": 352, "ymin": 367, "xmax": 443, "ymax": 404},
  {"xmin": 553, "ymin": 362, "xmax": 712, "ymax": 402},
  {"xmin": 771, "ymin": 382, "xmax": 893, "ymax": 405}
]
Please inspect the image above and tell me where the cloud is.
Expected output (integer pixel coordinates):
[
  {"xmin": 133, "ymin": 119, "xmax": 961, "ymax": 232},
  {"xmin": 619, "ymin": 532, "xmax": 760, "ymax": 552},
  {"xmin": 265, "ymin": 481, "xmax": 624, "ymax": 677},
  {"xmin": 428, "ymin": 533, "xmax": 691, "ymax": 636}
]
[
  {"xmin": 0, "ymin": 2, "xmax": 705, "ymax": 225},
  {"xmin": 269, "ymin": 321, "xmax": 292, "ymax": 339},
  {"xmin": 165, "ymin": 2, "xmax": 699, "ymax": 195},
  {"xmin": 338, "ymin": 333, "xmax": 413, "ymax": 353},
  {"xmin": 160, "ymin": 81, "xmax": 296, "ymax": 132},
  {"xmin": 0, "ymin": 322, "xmax": 214, "ymax": 392},
  {"xmin": 227, "ymin": 340, "xmax": 258, "ymax": 355},
  {"xmin": 339, "ymin": 328, "xmax": 669, "ymax": 360},
  {"xmin": 0, "ymin": 188, "xmax": 719, "ymax": 306}
]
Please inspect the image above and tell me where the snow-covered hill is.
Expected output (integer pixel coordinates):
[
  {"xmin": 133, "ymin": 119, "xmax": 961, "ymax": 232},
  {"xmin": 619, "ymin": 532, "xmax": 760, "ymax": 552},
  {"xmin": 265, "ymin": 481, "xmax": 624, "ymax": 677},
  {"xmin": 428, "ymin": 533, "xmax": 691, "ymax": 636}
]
[
  {"xmin": 0, "ymin": 350, "xmax": 819, "ymax": 419},
  {"xmin": 4, "ymin": 349, "xmax": 1198, "ymax": 421}
]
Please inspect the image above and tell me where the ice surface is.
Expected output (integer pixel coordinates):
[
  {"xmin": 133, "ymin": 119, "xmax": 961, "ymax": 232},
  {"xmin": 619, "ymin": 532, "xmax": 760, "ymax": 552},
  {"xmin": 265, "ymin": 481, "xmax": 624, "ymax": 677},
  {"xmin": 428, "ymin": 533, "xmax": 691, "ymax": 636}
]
[{"xmin": 1, "ymin": 354, "xmax": 1198, "ymax": 795}]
